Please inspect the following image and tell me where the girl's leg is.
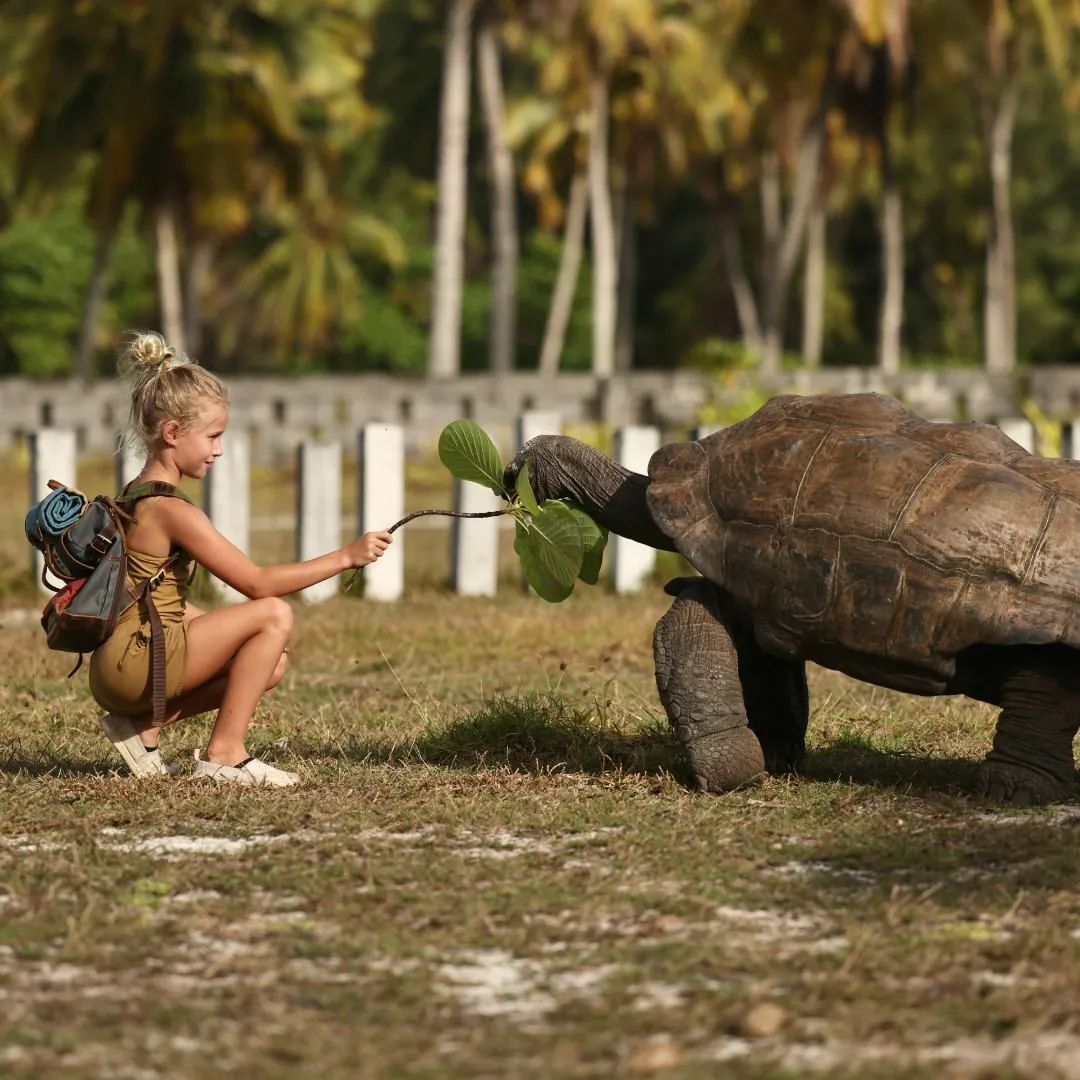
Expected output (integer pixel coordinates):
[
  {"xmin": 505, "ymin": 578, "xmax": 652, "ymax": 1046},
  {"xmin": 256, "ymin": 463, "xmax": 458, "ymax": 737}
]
[
  {"xmin": 130, "ymin": 649, "xmax": 290, "ymax": 748},
  {"xmin": 127, "ymin": 598, "xmax": 292, "ymax": 762}
]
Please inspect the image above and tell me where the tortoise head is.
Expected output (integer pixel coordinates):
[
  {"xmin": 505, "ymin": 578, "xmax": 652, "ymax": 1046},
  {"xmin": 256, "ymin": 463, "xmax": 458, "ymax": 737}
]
[
  {"xmin": 503, "ymin": 435, "xmax": 592, "ymax": 504},
  {"xmin": 503, "ymin": 435, "xmax": 677, "ymax": 552}
]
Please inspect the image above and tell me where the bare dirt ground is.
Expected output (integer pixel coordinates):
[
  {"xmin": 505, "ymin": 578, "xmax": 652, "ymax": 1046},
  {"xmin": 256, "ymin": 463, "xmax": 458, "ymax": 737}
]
[{"xmin": 4, "ymin": 450, "xmax": 1080, "ymax": 1078}]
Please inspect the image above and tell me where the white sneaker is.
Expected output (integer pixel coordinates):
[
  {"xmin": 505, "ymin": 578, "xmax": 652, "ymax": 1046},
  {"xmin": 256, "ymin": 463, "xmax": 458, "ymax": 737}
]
[
  {"xmin": 192, "ymin": 749, "xmax": 299, "ymax": 787},
  {"xmin": 100, "ymin": 714, "xmax": 172, "ymax": 777}
]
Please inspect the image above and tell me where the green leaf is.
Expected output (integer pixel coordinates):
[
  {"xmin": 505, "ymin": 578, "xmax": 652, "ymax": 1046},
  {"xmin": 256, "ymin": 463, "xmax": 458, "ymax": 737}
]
[
  {"xmin": 513, "ymin": 501, "xmax": 584, "ymax": 602},
  {"xmin": 524, "ymin": 501, "xmax": 584, "ymax": 586},
  {"xmin": 563, "ymin": 502, "xmax": 608, "ymax": 585},
  {"xmin": 515, "ymin": 460, "xmax": 541, "ymax": 516},
  {"xmin": 515, "ymin": 523, "xmax": 574, "ymax": 602},
  {"xmin": 438, "ymin": 420, "xmax": 505, "ymax": 495}
]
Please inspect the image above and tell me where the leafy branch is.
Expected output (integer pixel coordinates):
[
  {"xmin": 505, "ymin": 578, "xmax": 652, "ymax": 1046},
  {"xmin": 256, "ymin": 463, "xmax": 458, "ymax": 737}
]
[{"xmin": 346, "ymin": 419, "xmax": 607, "ymax": 602}]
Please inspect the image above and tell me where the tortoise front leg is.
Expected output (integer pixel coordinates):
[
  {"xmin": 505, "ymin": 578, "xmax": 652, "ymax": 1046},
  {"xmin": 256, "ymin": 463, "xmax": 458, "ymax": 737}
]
[
  {"xmin": 653, "ymin": 580, "xmax": 764, "ymax": 792},
  {"xmin": 979, "ymin": 647, "xmax": 1080, "ymax": 805}
]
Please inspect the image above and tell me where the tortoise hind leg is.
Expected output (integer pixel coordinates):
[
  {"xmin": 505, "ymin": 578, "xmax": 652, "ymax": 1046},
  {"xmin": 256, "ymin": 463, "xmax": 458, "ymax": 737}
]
[
  {"xmin": 741, "ymin": 651, "xmax": 809, "ymax": 775},
  {"xmin": 653, "ymin": 580, "xmax": 764, "ymax": 792},
  {"xmin": 979, "ymin": 646, "xmax": 1080, "ymax": 805}
]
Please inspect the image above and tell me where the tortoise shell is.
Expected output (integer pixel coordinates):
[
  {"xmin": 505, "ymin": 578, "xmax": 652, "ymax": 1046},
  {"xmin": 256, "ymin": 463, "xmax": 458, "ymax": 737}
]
[{"xmin": 647, "ymin": 393, "xmax": 1080, "ymax": 695}]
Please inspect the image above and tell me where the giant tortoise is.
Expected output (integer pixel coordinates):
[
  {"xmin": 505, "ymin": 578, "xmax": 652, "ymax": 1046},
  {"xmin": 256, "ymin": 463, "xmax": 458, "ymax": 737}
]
[{"xmin": 504, "ymin": 392, "xmax": 1080, "ymax": 805}]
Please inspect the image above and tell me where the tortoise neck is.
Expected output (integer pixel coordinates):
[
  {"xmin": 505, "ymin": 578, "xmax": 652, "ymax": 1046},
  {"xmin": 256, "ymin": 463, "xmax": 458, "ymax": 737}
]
[{"xmin": 544, "ymin": 439, "xmax": 677, "ymax": 552}]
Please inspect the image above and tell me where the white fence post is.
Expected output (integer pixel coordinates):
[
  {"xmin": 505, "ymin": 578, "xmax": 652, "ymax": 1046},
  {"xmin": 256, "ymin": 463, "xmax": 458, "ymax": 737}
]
[
  {"xmin": 612, "ymin": 425, "xmax": 661, "ymax": 594},
  {"xmin": 296, "ymin": 441, "xmax": 342, "ymax": 603},
  {"xmin": 204, "ymin": 430, "xmax": 251, "ymax": 603},
  {"xmin": 515, "ymin": 410, "xmax": 562, "ymax": 448},
  {"xmin": 29, "ymin": 428, "xmax": 77, "ymax": 591},
  {"xmin": 358, "ymin": 423, "xmax": 404, "ymax": 601},
  {"xmin": 451, "ymin": 479, "xmax": 500, "ymax": 597},
  {"xmin": 995, "ymin": 418, "xmax": 1036, "ymax": 454},
  {"xmin": 115, "ymin": 439, "xmax": 143, "ymax": 492}
]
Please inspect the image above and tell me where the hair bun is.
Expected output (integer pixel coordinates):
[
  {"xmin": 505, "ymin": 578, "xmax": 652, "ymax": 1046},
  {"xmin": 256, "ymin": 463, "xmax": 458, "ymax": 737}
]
[
  {"xmin": 118, "ymin": 331, "xmax": 189, "ymax": 383},
  {"xmin": 127, "ymin": 331, "xmax": 171, "ymax": 370}
]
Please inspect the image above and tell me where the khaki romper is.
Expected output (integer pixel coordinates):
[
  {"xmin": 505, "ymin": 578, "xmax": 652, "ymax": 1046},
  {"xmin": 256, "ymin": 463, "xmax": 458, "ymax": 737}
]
[{"xmin": 88, "ymin": 486, "xmax": 195, "ymax": 718}]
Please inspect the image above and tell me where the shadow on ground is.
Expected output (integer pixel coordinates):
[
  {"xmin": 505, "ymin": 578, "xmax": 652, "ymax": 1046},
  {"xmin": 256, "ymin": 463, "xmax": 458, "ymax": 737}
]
[
  {"xmin": 339, "ymin": 693, "xmax": 686, "ymax": 782},
  {"xmin": 0, "ymin": 755, "xmax": 114, "ymax": 778},
  {"xmin": 334, "ymin": 693, "xmax": 1001, "ymax": 801},
  {"xmin": 801, "ymin": 735, "xmax": 980, "ymax": 799}
]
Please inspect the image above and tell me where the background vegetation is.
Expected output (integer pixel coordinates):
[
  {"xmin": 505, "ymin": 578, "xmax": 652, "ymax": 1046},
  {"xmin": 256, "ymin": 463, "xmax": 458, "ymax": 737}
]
[{"xmin": 0, "ymin": 0, "xmax": 1078, "ymax": 381}]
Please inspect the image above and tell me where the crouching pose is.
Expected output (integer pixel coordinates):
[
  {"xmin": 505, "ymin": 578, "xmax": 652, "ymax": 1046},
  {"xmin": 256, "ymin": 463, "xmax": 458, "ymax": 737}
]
[{"xmin": 90, "ymin": 331, "xmax": 392, "ymax": 786}]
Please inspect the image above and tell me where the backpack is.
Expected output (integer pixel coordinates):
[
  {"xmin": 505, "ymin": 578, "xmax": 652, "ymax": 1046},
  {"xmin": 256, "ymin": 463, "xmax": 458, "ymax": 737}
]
[{"xmin": 25, "ymin": 480, "xmax": 187, "ymax": 724}]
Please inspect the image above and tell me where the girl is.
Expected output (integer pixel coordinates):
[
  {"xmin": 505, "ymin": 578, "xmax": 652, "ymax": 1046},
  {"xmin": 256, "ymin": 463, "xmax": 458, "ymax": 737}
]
[{"xmin": 90, "ymin": 332, "xmax": 392, "ymax": 786}]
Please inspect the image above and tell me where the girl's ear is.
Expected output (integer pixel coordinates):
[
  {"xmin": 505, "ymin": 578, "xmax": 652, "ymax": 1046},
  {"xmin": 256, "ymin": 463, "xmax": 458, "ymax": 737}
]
[{"xmin": 160, "ymin": 419, "xmax": 182, "ymax": 447}]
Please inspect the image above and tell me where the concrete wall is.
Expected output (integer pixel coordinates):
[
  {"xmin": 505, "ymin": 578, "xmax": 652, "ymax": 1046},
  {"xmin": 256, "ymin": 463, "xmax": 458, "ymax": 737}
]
[{"xmin": 3, "ymin": 367, "xmax": 1078, "ymax": 462}]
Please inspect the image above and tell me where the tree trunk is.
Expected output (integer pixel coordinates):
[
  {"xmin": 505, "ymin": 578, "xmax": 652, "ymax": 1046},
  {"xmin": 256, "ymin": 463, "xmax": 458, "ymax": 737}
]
[
  {"xmin": 538, "ymin": 171, "xmax": 588, "ymax": 376},
  {"xmin": 877, "ymin": 161, "xmax": 904, "ymax": 375},
  {"xmin": 588, "ymin": 73, "xmax": 617, "ymax": 379},
  {"xmin": 615, "ymin": 175, "xmax": 637, "ymax": 372},
  {"xmin": 759, "ymin": 65, "xmax": 834, "ymax": 378},
  {"xmin": 155, "ymin": 198, "xmax": 185, "ymax": 352},
  {"xmin": 75, "ymin": 212, "xmax": 120, "ymax": 382},
  {"xmin": 476, "ymin": 10, "xmax": 517, "ymax": 374},
  {"xmin": 801, "ymin": 193, "xmax": 825, "ymax": 367},
  {"xmin": 984, "ymin": 80, "xmax": 1019, "ymax": 375},
  {"xmin": 428, "ymin": 0, "xmax": 478, "ymax": 378},
  {"xmin": 183, "ymin": 237, "xmax": 213, "ymax": 357},
  {"xmin": 716, "ymin": 200, "xmax": 764, "ymax": 359},
  {"xmin": 760, "ymin": 149, "xmax": 781, "ymax": 297}
]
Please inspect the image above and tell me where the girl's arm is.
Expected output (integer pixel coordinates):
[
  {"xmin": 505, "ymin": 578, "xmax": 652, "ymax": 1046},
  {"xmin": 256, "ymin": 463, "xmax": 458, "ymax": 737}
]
[{"xmin": 158, "ymin": 498, "xmax": 391, "ymax": 600}]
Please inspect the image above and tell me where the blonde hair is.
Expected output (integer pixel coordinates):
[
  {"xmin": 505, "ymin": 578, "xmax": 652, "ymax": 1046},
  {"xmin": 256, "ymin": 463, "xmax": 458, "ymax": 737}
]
[{"xmin": 118, "ymin": 331, "xmax": 229, "ymax": 454}]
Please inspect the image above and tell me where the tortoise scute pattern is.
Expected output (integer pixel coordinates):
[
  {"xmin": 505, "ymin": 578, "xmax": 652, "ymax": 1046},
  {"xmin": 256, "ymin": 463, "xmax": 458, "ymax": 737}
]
[{"xmin": 648, "ymin": 393, "xmax": 1080, "ymax": 698}]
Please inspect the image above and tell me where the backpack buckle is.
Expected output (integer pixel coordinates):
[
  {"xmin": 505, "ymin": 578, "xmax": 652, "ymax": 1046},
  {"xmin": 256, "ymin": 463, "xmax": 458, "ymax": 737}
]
[{"xmin": 147, "ymin": 568, "xmax": 167, "ymax": 591}]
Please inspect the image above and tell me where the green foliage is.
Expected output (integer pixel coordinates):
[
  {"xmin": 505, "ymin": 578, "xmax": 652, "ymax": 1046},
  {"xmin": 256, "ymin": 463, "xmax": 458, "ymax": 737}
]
[
  {"xmin": 437, "ymin": 419, "xmax": 505, "ymax": 495},
  {"xmin": 693, "ymin": 356, "xmax": 773, "ymax": 428},
  {"xmin": 1, "ymin": 2, "xmax": 1080, "ymax": 373},
  {"xmin": 338, "ymin": 287, "xmax": 427, "ymax": 373},
  {"xmin": 565, "ymin": 504, "xmax": 607, "ymax": 586},
  {"xmin": 0, "ymin": 184, "xmax": 158, "ymax": 378},
  {"xmin": 514, "ymin": 515, "xmax": 575, "ymax": 602},
  {"xmin": 437, "ymin": 420, "xmax": 608, "ymax": 602},
  {"xmin": 514, "ymin": 231, "xmax": 593, "ymax": 371},
  {"xmin": 514, "ymin": 461, "xmax": 541, "ymax": 515},
  {"xmin": 0, "ymin": 206, "xmax": 89, "ymax": 376}
]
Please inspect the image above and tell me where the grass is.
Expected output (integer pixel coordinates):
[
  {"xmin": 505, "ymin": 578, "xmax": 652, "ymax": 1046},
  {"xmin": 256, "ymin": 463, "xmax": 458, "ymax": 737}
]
[{"xmin": 4, "ymin": 451, "xmax": 1080, "ymax": 1078}]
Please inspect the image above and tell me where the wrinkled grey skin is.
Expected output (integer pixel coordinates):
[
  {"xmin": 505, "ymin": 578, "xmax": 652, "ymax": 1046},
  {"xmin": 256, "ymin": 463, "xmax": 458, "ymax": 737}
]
[{"xmin": 504, "ymin": 434, "xmax": 1080, "ymax": 805}]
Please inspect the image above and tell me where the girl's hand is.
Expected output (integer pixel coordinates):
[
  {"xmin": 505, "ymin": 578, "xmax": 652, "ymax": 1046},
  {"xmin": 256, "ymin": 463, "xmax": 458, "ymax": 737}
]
[{"xmin": 347, "ymin": 530, "xmax": 393, "ymax": 568}]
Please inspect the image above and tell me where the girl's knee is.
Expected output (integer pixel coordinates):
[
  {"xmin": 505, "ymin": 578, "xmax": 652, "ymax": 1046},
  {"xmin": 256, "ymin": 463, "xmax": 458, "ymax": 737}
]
[{"xmin": 255, "ymin": 596, "xmax": 293, "ymax": 636}]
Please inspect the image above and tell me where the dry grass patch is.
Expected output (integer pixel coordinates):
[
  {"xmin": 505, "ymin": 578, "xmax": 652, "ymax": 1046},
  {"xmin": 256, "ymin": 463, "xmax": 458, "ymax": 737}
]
[{"xmin": 5, "ymin": 451, "xmax": 1080, "ymax": 1076}]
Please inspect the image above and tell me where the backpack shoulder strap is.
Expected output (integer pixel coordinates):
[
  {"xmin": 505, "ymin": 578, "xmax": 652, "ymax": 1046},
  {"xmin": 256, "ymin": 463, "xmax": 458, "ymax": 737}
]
[
  {"xmin": 114, "ymin": 481, "xmax": 193, "ymax": 727},
  {"xmin": 117, "ymin": 481, "xmax": 194, "ymax": 507}
]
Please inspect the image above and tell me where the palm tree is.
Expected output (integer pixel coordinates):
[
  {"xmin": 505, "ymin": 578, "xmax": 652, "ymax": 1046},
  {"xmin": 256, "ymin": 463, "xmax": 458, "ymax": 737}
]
[
  {"xmin": 5, "ymin": 0, "xmax": 368, "ymax": 374},
  {"xmin": 708, "ymin": 1, "xmax": 842, "ymax": 378},
  {"xmin": 476, "ymin": 1, "xmax": 519, "ymax": 374},
  {"xmin": 429, "ymin": 0, "xmax": 479, "ymax": 378},
  {"xmin": 212, "ymin": 173, "xmax": 406, "ymax": 362},
  {"xmin": 835, "ymin": 0, "xmax": 912, "ymax": 375},
  {"xmin": 537, "ymin": 171, "xmax": 588, "ymax": 375},
  {"xmin": 587, "ymin": 67, "xmax": 617, "ymax": 378},
  {"xmin": 923, "ymin": 0, "xmax": 1077, "ymax": 374},
  {"xmin": 522, "ymin": 0, "xmax": 733, "ymax": 377}
]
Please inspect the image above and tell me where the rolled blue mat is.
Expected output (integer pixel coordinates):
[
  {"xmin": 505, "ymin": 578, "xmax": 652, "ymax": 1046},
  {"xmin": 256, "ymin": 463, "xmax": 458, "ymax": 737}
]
[{"xmin": 25, "ymin": 488, "xmax": 86, "ymax": 544}]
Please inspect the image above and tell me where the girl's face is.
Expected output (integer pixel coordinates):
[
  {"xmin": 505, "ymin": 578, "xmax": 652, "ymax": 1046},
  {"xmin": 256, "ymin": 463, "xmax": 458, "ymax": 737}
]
[{"xmin": 165, "ymin": 399, "xmax": 229, "ymax": 479}]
